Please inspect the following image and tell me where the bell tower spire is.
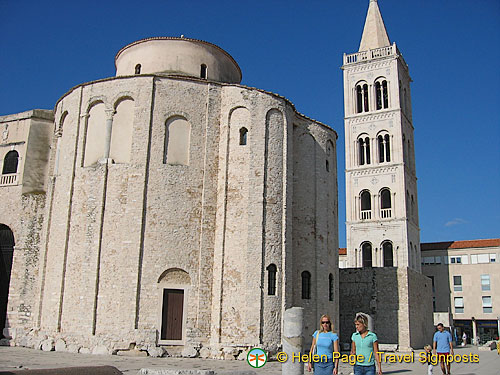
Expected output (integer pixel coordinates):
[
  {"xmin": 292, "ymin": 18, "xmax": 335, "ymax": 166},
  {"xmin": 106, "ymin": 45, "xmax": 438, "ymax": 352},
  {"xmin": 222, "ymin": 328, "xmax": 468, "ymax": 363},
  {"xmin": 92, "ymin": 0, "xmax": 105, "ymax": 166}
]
[{"xmin": 359, "ymin": 0, "xmax": 391, "ymax": 52}]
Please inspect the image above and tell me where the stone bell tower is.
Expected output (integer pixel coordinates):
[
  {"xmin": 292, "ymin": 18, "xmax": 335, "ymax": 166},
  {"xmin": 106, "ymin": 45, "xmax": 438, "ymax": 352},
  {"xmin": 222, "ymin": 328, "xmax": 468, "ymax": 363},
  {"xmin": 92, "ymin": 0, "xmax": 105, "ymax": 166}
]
[{"xmin": 342, "ymin": 0, "xmax": 421, "ymax": 271}]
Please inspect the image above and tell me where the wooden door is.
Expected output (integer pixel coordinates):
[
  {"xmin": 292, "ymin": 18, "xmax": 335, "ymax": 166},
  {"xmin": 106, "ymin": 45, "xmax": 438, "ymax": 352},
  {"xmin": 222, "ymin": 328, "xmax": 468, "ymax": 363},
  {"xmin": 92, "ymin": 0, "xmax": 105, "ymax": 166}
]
[{"xmin": 161, "ymin": 289, "xmax": 184, "ymax": 340}]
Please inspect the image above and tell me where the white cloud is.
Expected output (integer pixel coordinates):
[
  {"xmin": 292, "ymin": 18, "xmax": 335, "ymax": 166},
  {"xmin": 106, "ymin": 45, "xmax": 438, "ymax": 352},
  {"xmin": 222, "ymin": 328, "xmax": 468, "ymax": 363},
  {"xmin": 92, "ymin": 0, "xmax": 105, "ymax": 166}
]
[{"xmin": 445, "ymin": 218, "xmax": 467, "ymax": 227}]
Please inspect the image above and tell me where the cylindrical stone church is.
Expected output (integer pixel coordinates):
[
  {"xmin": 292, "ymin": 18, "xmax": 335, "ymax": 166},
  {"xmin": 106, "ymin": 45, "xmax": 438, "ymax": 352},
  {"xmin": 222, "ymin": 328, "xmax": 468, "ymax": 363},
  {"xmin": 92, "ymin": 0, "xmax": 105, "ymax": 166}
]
[{"xmin": 4, "ymin": 37, "xmax": 338, "ymax": 357}]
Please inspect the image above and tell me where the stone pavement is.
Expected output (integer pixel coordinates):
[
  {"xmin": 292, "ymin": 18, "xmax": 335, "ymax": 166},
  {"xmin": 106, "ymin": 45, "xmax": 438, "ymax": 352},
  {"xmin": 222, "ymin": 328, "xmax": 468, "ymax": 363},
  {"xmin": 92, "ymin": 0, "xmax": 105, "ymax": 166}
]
[{"xmin": 0, "ymin": 346, "xmax": 498, "ymax": 375}]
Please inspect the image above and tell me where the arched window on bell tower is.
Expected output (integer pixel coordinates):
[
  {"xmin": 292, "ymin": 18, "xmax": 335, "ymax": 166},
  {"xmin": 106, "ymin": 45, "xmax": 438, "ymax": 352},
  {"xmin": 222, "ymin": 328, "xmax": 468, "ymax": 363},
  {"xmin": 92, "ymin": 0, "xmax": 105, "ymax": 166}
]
[
  {"xmin": 357, "ymin": 135, "xmax": 371, "ymax": 165},
  {"xmin": 382, "ymin": 241, "xmax": 394, "ymax": 267},
  {"xmin": 380, "ymin": 188, "xmax": 392, "ymax": 218},
  {"xmin": 360, "ymin": 190, "xmax": 371, "ymax": 220},
  {"xmin": 361, "ymin": 242, "xmax": 372, "ymax": 267},
  {"xmin": 375, "ymin": 78, "xmax": 389, "ymax": 110},
  {"xmin": 377, "ymin": 133, "xmax": 391, "ymax": 163},
  {"xmin": 356, "ymin": 82, "xmax": 369, "ymax": 113}
]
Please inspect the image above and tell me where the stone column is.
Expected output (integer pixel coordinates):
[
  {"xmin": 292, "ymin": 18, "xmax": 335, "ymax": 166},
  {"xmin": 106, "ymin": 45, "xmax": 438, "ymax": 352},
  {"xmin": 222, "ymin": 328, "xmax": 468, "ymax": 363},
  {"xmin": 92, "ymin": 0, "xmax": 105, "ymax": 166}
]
[
  {"xmin": 472, "ymin": 318, "xmax": 477, "ymax": 345},
  {"xmin": 103, "ymin": 109, "xmax": 114, "ymax": 160},
  {"xmin": 283, "ymin": 307, "xmax": 304, "ymax": 375}
]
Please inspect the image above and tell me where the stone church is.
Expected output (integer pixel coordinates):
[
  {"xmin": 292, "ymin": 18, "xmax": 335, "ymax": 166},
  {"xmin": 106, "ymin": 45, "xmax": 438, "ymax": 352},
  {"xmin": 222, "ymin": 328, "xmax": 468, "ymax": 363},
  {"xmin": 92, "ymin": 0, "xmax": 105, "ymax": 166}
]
[{"xmin": 0, "ymin": 36, "xmax": 339, "ymax": 356}]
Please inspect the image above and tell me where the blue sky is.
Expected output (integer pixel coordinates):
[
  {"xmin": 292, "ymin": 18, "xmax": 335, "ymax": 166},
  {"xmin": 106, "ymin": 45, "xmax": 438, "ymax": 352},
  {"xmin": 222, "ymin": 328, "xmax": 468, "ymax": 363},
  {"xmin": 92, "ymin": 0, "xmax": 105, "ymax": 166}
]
[{"xmin": 1, "ymin": 0, "xmax": 499, "ymax": 247}]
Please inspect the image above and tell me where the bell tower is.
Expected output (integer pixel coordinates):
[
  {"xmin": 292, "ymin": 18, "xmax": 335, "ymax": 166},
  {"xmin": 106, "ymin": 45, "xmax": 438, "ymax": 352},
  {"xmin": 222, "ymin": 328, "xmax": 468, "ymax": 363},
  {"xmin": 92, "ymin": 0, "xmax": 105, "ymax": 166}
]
[{"xmin": 342, "ymin": 0, "xmax": 421, "ymax": 271}]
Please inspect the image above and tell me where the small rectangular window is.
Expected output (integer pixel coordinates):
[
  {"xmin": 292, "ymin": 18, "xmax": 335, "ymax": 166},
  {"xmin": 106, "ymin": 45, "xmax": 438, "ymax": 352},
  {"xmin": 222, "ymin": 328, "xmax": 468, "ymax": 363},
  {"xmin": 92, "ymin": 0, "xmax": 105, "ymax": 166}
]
[
  {"xmin": 471, "ymin": 254, "xmax": 478, "ymax": 264},
  {"xmin": 461, "ymin": 255, "xmax": 469, "ymax": 264},
  {"xmin": 481, "ymin": 274, "xmax": 490, "ymax": 291},
  {"xmin": 478, "ymin": 254, "xmax": 489, "ymax": 263},
  {"xmin": 482, "ymin": 296, "xmax": 492, "ymax": 313},
  {"xmin": 435, "ymin": 256, "xmax": 442, "ymax": 264},
  {"xmin": 490, "ymin": 253, "xmax": 496, "ymax": 263},
  {"xmin": 454, "ymin": 297, "xmax": 464, "ymax": 313},
  {"xmin": 453, "ymin": 275, "xmax": 462, "ymax": 291}
]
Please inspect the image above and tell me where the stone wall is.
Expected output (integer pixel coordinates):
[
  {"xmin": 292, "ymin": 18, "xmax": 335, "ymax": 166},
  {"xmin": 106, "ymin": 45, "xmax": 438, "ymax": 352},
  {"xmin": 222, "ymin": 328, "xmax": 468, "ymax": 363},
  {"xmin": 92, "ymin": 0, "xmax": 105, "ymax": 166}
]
[{"xmin": 339, "ymin": 267, "xmax": 432, "ymax": 350}]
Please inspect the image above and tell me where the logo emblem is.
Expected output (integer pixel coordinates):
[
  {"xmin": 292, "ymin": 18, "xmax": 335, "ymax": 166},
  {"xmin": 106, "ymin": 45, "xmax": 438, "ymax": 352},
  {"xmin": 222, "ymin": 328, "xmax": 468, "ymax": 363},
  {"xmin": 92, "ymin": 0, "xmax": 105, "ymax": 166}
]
[{"xmin": 247, "ymin": 348, "xmax": 267, "ymax": 368}]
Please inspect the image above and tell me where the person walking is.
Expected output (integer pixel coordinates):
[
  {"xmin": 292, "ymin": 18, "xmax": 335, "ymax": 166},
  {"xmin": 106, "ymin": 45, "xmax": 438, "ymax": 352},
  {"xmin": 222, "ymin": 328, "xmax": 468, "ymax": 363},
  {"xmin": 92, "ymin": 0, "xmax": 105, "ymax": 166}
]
[
  {"xmin": 307, "ymin": 314, "xmax": 339, "ymax": 374},
  {"xmin": 433, "ymin": 323, "xmax": 454, "ymax": 375},
  {"xmin": 350, "ymin": 313, "xmax": 382, "ymax": 375},
  {"xmin": 461, "ymin": 331, "xmax": 467, "ymax": 347}
]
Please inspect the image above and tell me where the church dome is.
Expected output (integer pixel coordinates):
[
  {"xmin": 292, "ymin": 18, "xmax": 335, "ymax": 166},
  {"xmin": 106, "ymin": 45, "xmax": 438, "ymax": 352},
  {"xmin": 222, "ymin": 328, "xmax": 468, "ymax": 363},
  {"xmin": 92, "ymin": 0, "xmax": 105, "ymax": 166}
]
[{"xmin": 115, "ymin": 37, "xmax": 242, "ymax": 84}]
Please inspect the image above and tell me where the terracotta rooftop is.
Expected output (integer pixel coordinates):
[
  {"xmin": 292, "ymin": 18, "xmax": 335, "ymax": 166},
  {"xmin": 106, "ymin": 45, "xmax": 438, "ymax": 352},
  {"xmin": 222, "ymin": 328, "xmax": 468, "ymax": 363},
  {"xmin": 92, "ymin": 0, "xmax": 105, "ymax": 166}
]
[
  {"xmin": 421, "ymin": 239, "xmax": 500, "ymax": 251},
  {"xmin": 338, "ymin": 239, "xmax": 500, "ymax": 255}
]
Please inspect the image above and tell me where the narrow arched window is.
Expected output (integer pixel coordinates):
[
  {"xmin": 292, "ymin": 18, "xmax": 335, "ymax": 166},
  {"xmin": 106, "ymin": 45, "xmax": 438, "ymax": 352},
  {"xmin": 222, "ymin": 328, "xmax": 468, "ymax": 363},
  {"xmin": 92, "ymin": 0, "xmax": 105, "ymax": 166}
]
[
  {"xmin": 378, "ymin": 135, "xmax": 385, "ymax": 162},
  {"xmin": 364, "ymin": 137, "xmax": 371, "ymax": 164},
  {"xmin": 382, "ymin": 80, "xmax": 389, "ymax": 108},
  {"xmin": 383, "ymin": 242, "xmax": 393, "ymax": 267},
  {"xmin": 380, "ymin": 188, "xmax": 391, "ymax": 218},
  {"xmin": 358, "ymin": 138, "xmax": 365, "ymax": 165},
  {"xmin": 375, "ymin": 81, "xmax": 382, "ymax": 110},
  {"xmin": 135, "ymin": 64, "xmax": 141, "ymax": 75},
  {"xmin": 326, "ymin": 160, "xmax": 329, "ymax": 172},
  {"xmin": 411, "ymin": 195, "xmax": 415, "ymax": 217},
  {"xmin": 360, "ymin": 190, "xmax": 371, "ymax": 220},
  {"xmin": 2, "ymin": 150, "xmax": 19, "ymax": 174},
  {"xmin": 301, "ymin": 271, "xmax": 311, "ymax": 299},
  {"xmin": 362, "ymin": 243, "xmax": 372, "ymax": 267},
  {"xmin": 356, "ymin": 86, "xmax": 363, "ymax": 113},
  {"xmin": 384, "ymin": 134, "xmax": 391, "ymax": 162},
  {"xmin": 200, "ymin": 64, "xmax": 207, "ymax": 79},
  {"xmin": 239, "ymin": 127, "xmax": 248, "ymax": 145},
  {"xmin": 267, "ymin": 264, "xmax": 277, "ymax": 296},
  {"xmin": 328, "ymin": 273, "xmax": 334, "ymax": 301},
  {"xmin": 363, "ymin": 84, "xmax": 369, "ymax": 112}
]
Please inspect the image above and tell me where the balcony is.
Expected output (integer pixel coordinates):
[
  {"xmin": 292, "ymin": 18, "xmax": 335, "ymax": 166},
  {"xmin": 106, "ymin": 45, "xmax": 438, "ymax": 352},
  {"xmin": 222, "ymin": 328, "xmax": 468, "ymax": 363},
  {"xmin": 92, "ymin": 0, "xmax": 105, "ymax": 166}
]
[
  {"xmin": 0, "ymin": 173, "xmax": 19, "ymax": 186},
  {"xmin": 360, "ymin": 210, "xmax": 372, "ymax": 220},
  {"xmin": 381, "ymin": 208, "xmax": 392, "ymax": 219},
  {"xmin": 343, "ymin": 43, "xmax": 407, "ymax": 68}
]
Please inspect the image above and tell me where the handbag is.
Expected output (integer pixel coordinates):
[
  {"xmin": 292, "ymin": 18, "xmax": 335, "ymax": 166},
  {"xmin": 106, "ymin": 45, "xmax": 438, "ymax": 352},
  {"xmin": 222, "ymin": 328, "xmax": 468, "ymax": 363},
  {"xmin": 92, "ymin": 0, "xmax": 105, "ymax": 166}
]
[{"xmin": 312, "ymin": 331, "xmax": 319, "ymax": 369}]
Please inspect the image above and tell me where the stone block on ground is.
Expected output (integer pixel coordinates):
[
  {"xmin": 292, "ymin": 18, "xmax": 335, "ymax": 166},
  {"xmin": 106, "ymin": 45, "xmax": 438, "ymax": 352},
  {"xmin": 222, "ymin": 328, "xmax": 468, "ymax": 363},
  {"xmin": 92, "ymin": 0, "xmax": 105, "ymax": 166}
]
[
  {"xmin": 93, "ymin": 345, "xmax": 111, "ymax": 355},
  {"xmin": 55, "ymin": 338, "xmax": 67, "ymax": 352},
  {"xmin": 147, "ymin": 346, "xmax": 166, "ymax": 358},
  {"xmin": 117, "ymin": 349, "xmax": 148, "ymax": 357},
  {"xmin": 181, "ymin": 346, "xmax": 198, "ymax": 358},
  {"xmin": 378, "ymin": 344, "xmax": 398, "ymax": 352},
  {"xmin": 41, "ymin": 339, "xmax": 54, "ymax": 351}
]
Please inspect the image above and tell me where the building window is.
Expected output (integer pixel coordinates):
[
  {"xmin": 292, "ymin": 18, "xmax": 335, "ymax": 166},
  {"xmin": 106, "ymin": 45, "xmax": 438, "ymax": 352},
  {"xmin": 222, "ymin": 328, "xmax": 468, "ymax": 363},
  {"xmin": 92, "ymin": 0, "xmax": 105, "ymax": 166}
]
[
  {"xmin": 2, "ymin": 150, "xmax": 19, "ymax": 175},
  {"xmin": 135, "ymin": 64, "xmax": 141, "ymax": 74},
  {"xmin": 360, "ymin": 190, "xmax": 371, "ymax": 220},
  {"xmin": 239, "ymin": 127, "xmax": 248, "ymax": 145},
  {"xmin": 450, "ymin": 256, "xmax": 462, "ymax": 264},
  {"xmin": 356, "ymin": 83, "xmax": 369, "ymax": 113},
  {"xmin": 200, "ymin": 64, "xmax": 207, "ymax": 79},
  {"xmin": 357, "ymin": 136, "xmax": 371, "ymax": 165},
  {"xmin": 375, "ymin": 79, "xmax": 389, "ymax": 110},
  {"xmin": 301, "ymin": 271, "xmax": 311, "ymax": 299},
  {"xmin": 377, "ymin": 134, "xmax": 391, "ymax": 163},
  {"xmin": 482, "ymin": 296, "xmax": 492, "ymax": 313},
  {"xmin": 326, "ymin": 160, "xmax": 329, "ymax": 172},
  {"xmin": 481, "ymin": 274, "xmax": 490, "ymax": 291},
  {"xmin": 380, "ymin": 188, "xmax": 391, "ymax": 218},
  {"xmin": 267, "ymin": 264, "xmax": 277, "ymax": 296},
  {"xmin": 453, "ymin": 275, "xmax": 462, "ymax": 291},
  {"xmin": 328, "ymin": 273, "xmax": 334, "ymax": 301},
  {"xmin": 454, "ymin": 297, "xmax": 464, "ymax": 313},
  {"xmin": 471, "ymin": 254, "xmax": 496, "ymax": 264},
  {"xmin": 362, "ymin": 242, "xmax": 372, "ymax": 268},
  {"xmin": 382, "ymin": 241, "xmax": 393, "ymax": 267}
]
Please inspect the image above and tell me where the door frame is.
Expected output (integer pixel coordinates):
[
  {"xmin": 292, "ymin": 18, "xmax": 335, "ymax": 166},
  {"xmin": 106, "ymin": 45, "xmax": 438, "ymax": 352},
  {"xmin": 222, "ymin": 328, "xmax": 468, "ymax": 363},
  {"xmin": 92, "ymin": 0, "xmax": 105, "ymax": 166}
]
[{"xmin": 157, "ymin": 284, "xmax": 188, "ymax": 345}]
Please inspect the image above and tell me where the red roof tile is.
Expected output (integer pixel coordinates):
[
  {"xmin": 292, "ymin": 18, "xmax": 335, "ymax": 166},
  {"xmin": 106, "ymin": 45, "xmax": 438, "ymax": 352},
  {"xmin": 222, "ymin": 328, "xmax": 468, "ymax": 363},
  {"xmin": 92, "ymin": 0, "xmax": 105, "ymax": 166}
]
[
  {"xmin": 421, "ymin": 239, "xmax": 500, "ymax": 251},
  {"xmin": 339, "ymin": 248, "xmax": 347, "ymax": 255}
]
